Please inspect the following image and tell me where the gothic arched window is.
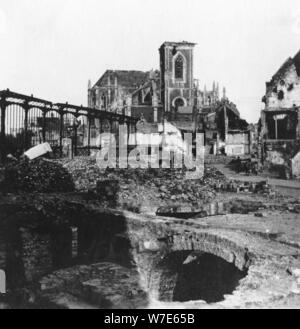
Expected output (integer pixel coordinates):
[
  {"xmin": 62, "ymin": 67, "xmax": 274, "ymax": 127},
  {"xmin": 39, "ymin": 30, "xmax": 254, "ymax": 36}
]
[{"xmin": 175, "ymin": 55, "xmax": 184, "ymax": 79}]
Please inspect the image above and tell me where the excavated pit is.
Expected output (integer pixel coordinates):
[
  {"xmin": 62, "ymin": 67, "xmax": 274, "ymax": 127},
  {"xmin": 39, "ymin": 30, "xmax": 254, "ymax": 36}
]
[{"xmin": 173, "ymin": 253, "xmax": 248, "ymax": 303}]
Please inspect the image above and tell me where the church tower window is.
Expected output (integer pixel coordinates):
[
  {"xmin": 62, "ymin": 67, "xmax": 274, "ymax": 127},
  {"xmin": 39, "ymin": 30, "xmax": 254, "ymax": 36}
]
[{"xmin": 175, "ymin": 55, "xmax": 184, "ymax": 79}]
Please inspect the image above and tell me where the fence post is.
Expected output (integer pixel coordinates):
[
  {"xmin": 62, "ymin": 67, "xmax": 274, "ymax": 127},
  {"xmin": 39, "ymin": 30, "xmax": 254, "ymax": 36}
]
[
  {"xmin": 100, "ymin": 118, "xmax": 103, "ymax": 134},
  {"xmin": 127, "ymin": 121, "xmax": 131, "ymax": 146},
  {"xmin": 42, "ymin": 110, "xmax": 46, "ymax": 143},
  {"xmin": 23, "ymin": 101, "xmax": 29, "ymax": 152},
  {"xmin": 59, "ymin": 110, "xmax": 64, "ymax": 157},
  {"xmin": 74, "ymin": 119, "xmax": 78, "ymax": 157},
  {"xmin": 115, "ymin": 119, "xmax": 120, "ymax": 156},
  {"xmin": 134, "ymin": 121, "xmax": 137, "ymax": 146},
  {"xmin": 87, "ymin": 115, "xmax": 91, "ymax": 155},
  {"xmin": 0, "ymin": 98, "xmax": 6, "ymax": 163}
]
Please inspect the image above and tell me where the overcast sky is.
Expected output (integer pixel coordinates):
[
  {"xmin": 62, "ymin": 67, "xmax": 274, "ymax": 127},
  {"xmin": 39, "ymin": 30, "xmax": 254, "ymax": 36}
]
[{"xmin": 0, "ymin": 0, "xmax": 300, "ymax": 123}]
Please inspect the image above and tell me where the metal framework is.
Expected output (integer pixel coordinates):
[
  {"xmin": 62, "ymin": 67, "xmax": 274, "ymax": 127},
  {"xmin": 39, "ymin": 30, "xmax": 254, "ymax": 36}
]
[{"xmin": 0, "ymin": 89, "xmax": 138, "ymax": 161}]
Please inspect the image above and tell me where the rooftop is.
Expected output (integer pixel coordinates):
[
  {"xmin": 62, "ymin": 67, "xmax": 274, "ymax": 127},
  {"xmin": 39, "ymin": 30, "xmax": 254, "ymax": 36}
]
[
  {"xmin": 93, "ymin": 70, "xmax": 149, "ymax": 90},
  {"xmin": 268, "ymin": 49, "xmax": 300, "ymax": 85},
  {"xmin": 159, "ymin": 41, "xmax": 197, "ymax": 49}
]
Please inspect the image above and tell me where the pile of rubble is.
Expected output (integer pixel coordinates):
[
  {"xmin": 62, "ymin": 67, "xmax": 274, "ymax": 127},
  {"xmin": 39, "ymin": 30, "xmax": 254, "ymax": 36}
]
[
  {"xmin": 203, "ymin": 167, "xmax": 277, "ymax": 196},
  {"xmin": 156, "ymin": 198, "xmax": 267, "ymax": 219},
  {"xmin": 58, "ymin": 158, "xmax": 189, "ymax": 192},
  {"xmin": 92, "ymin": 167, "xmax": 217, "ymax": 212},
  {"xmin": 1, "ymin": 158, "xmax": 75, "ymax": 193},
  {"xmin": 58, "ymin": 158, "xmax": 102, "ymax": 191},
  {"xmin": 0, "ymin": 155, "xmax": 279, "ymax": 215},
  {"xmin": 56, "ymin": 158, "xmax": 279, "ymax": 213},
  {"xmin": 212, "ymin": 180, "xmax": 276, "ymax": 196},
  {"xmin": 60, "ymin": 158, "xmax": 226, "ymax": 190},
  {"xmin": 201, "ymin": 166, "xmax": 228, "ymax": 187},
  {"xmin": 56, "ymin": 158, "xmax": 221, "ymax": 212}
]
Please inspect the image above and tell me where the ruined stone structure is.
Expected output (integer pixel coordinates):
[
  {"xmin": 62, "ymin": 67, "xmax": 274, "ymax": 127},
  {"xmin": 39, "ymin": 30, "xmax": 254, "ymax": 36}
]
[
  {"xmin": 199, "ymin": 90, "xmax": 250, "ymax": 156},
  {"xmin": 88, "ymin": 70, "xmax": 150, "ymax": 113},
  {"xmin": 87, "ymin": 42, "xmax": 250, "ymax": 156},
  {"xmin": 88, "ymin": 70, "xmax": 164, "ymax": 124},
  {"xmin": 130, "ymin": 70, "xmax": 163, "ymax": 123},
  {"xmin": 260, "ymin": 49, "xmax": 300, "ymax": 175},
  {"xmin": 2, "ymin": 193, "xmax": 300, "ymax": 309},
  {"xmin": 88, "ymin": 41, "xmax": 208, "ymax": 124}
]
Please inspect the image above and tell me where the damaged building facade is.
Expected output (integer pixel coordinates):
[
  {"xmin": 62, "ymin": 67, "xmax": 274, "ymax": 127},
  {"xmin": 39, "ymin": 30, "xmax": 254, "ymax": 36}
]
[
  {"xmin": 260, "ymin": 49, "xmax": 300, "ymax": 177},
  {"xmin": 199, "ymin": 95, "xmax": 250, "ymax": 156},
  {"xmin": 88, "ymin": 41, "xmax": 251, "ymax": 156}
]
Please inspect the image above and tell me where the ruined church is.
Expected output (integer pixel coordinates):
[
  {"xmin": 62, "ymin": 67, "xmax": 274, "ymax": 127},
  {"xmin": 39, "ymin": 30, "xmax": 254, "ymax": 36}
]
[{"xmin": 88, "ymin": 41, "xmax": 251, "ymax": 156}]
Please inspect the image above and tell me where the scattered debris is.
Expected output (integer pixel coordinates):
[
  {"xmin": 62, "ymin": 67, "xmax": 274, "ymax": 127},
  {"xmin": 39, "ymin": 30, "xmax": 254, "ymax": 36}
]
[
  {"xmin": 6, "ymin": 154, "xmax": 18, "ymax": 162},
  {"xmin": 255, "ymin": 213, "xmax": 264, "ymax": 218},
  {"xmin": 24, "ymin": 143, "xmax": 52, "ymax": 160},
  {"xmin": 1, "ymin": 158, "xmax": 74, "ymax": 193}
]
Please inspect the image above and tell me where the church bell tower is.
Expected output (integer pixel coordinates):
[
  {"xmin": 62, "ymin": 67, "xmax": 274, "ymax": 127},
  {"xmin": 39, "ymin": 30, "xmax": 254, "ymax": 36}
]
[{"xmin": 159, "ymin": 41, "xmax": 196, "ymax": 115}]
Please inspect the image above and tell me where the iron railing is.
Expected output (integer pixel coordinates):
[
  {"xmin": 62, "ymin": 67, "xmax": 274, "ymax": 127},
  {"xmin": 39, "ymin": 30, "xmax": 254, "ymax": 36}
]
[{"xmin": 0, "ymin": 89, "xmax": 138, "ymax": 162}]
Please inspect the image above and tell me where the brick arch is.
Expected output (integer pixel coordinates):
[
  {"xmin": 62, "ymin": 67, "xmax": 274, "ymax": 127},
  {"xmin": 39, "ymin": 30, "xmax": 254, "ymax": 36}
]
[
  {"xmin": 148, "ymin": 251, "xmax": 191, "ymax": 301},
  {"xmin": 132, "ymin": 228, "xmax": 252, "ymax": 302},
  {"xmin": 147, "ymin": 232, "xmax": 251, "ymax": 303},
  {"xmin": 169, "ymin": 232, "xmax": 251, "ymax": 271}
]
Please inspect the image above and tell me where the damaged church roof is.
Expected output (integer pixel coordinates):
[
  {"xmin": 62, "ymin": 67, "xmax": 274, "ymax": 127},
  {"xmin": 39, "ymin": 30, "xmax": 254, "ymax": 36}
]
[
  {"xmin": 131, "ymin": 71, "xmax": 161, "ymax": 97},
  {"xmin": 159, "ymin": 41, "xmax": 197, "ymax": 49},
  {"xmin": 93, "ymin": 70, "xmax": 150, "ymax": 90},
  {"xmin": 162, "ymin": 41, "xmax": 196, "ymax": 45}
]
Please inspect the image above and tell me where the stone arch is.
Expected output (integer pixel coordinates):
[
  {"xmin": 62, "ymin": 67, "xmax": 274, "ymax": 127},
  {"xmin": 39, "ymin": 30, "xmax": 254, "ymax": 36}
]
[
  {"xmin": 170, "ymin": 232, "xmax": 250, "ymax": 270},
  {"xmin": 148, "ymin": 249, "xmax": 248, "ymax": 304},
  {"xmin": 138, "ymin": 230, "xmax": 253, "ymax": 303},
  {"xmin": 172, "ymin": 96, "xmax": 187, "ymax": 109},
  {"xmin": 148, "ymin": 251, "xmax": 190, "ymax": 301}
]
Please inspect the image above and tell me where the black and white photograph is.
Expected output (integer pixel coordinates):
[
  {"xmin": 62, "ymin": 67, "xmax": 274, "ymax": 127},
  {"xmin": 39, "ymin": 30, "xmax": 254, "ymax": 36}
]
[{"xmin": 1, "ymin": 0, "xmax": 300, "ymax": 313}]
